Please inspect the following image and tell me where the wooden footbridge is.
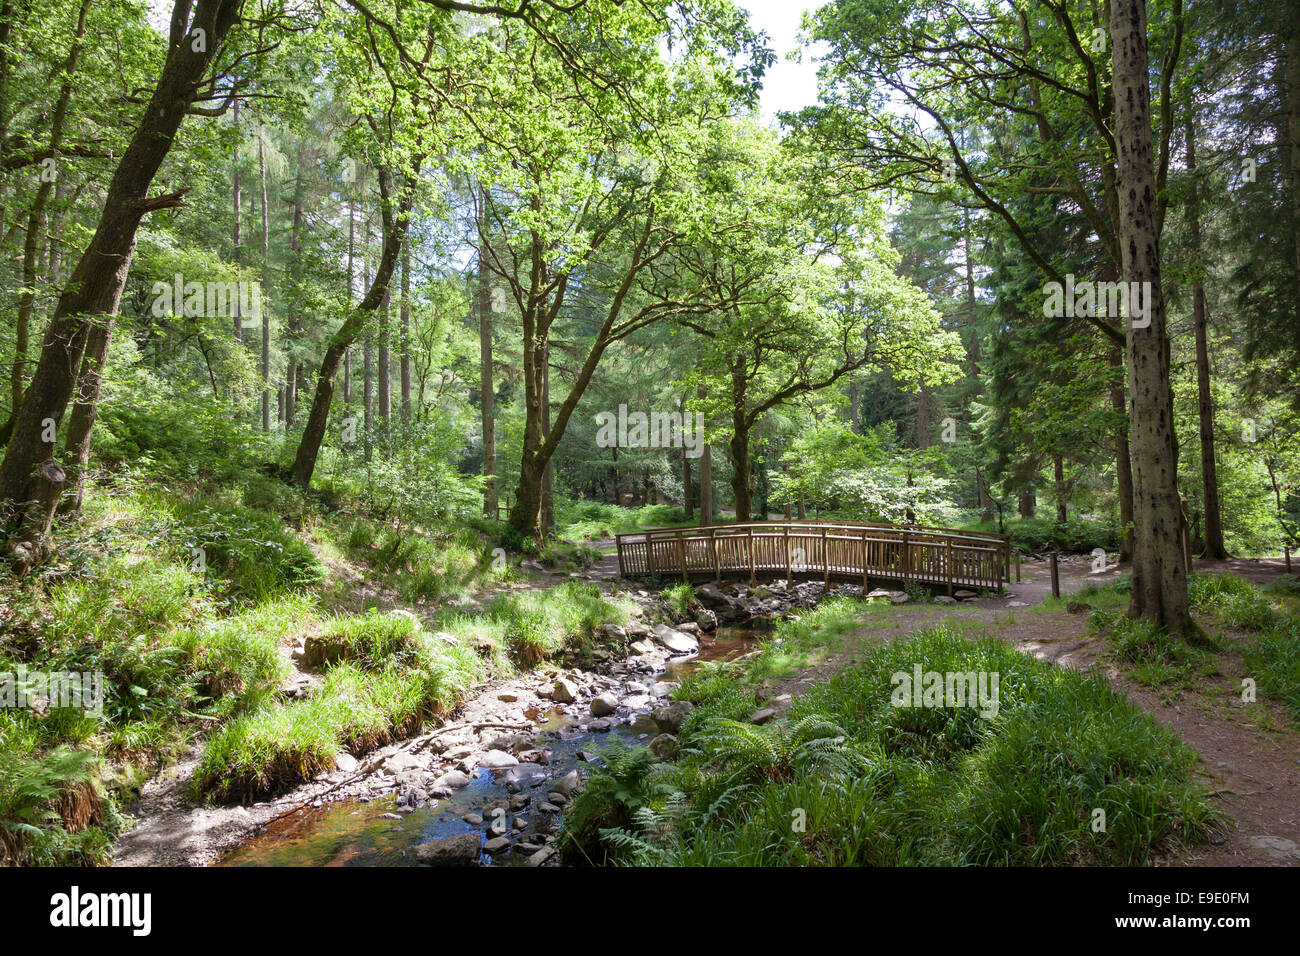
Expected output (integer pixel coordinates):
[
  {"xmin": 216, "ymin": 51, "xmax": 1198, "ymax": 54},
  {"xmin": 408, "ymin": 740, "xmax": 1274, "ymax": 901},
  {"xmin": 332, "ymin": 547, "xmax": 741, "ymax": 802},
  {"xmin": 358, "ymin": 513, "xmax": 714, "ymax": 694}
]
[{"xmin": 615, "ymin": 521, "xmax": 1016, "ymax": 595}]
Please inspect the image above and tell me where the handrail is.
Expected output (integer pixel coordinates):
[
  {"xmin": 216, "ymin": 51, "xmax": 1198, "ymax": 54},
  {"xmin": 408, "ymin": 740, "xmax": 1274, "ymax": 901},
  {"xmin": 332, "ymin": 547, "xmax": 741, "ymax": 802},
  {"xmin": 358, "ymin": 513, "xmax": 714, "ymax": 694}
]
[{"xmin": 614, "ymin": 519, "xmax": 1011, "ymax": 594}]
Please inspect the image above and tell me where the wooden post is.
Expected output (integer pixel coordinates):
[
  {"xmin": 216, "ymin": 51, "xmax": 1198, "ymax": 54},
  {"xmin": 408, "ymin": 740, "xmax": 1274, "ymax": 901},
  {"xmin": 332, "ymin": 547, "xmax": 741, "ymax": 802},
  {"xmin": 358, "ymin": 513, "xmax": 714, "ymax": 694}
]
[
  {"xmin": 677, "ymin": 530, "xmax": 686, "ymax": 583},
  {"xmin": 616, "ymin": 534, "xmax": 625, "ymax": 576},
  {"xmin": 822, "ymin": 526, "xmax": 829, "ymax": 593},
  {"xmin": 862, "ymin": 530, "xmax": 868, "ymax": 590},
  {"xmin": 902, "ymin": 531, "xmax": 910, "ymax": 584},
  {"xmin": 784, "ymin": 525, "xmax": 791, "ymax": 583},
  {"xmin": 748, "ymin": 527, "xmax": 755, "ymax": 586},
  {"xmin": 1015, "ymin": 549, "xmax": 1021, "ymax": 583},
  {"xmin": 946, "ymin": 538, "xmax": 953, "ymax": 596},
  {"xmin": 646, "ymin": 533, "xmax": 656, "ymax": 578},
  {"xmin": 1050, "ymin": 550, "xmax": 1060, "ymax": 599},
  {"xmin": 711, "ymin": 528, "xmax": 721, "ymax": 582}
]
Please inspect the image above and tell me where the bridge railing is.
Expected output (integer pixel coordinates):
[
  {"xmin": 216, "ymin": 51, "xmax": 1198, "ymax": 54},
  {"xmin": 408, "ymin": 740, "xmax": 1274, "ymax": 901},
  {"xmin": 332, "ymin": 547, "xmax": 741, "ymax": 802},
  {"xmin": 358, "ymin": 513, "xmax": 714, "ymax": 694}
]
[{"xmin": 614, "ymin": 521, "xmax": 1012, "ymax": 594}]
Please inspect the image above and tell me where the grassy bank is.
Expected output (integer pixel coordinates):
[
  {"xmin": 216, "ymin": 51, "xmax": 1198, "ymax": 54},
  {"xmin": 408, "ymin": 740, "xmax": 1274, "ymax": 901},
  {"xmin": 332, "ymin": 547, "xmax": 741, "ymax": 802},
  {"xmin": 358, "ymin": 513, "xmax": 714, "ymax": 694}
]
[
  {"xmin": 562, "ymin": 608, "xmax": 1222, "ymax": 866},
  {"xmin": 0, "ymin": 478, "xmax": 631, "ymax": 865}
]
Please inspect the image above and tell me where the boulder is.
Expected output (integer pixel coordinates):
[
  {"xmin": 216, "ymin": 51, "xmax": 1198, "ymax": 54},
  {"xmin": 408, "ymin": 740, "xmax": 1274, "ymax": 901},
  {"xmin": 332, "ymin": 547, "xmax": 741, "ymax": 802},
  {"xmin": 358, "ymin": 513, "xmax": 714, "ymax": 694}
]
[
  {"xmin": 414, "ymin": 833, "xmax": 481, "ymax": 866},
  {"xmin": 551, "ymin": 679, "xmax": 578, "ymax": 703},
  {"xmin": 693, "ymin": 608, "xmax": 718, "ymax": 631},
  {"xmin": 651, "ymin": 623, "xmax": 698, "ymax": 655},
  {"xmin": 483, "ymin": 837, "xmax": 511, "ymax": 855},
  {"xmin": 551, "ymin": 770, "xmax": 581, "ymax": 797},
  {"xmin": 748, "ymin": 707, "xmax": 778, "ymax": 725},
  {"xmin": 333, "ymin": 752, "xmax": 359, "ymax": 774},
  {"xmin": 381, "ymin": 751, "xmax": 423, "ymax": 775},
  {"xmin": 651, "ymin": 700, "xmax": 694, "ymax": 735},
  {"xmin": 524, "ymin": 846, "xmax": 555, "ymax": 867},
  {"xmin": 434, "ymin": 770, "xmax": 472, "ymax": 791},
  {"xmin": 648, "ymin": 734, "xmax": 679, "ymax": 759},
  {"xmin": 590, "ymin": 693, "xmax": 619, "ymax": 717},
  {"xmin": 695, "ymin": 584, "xmax": 734, "ymax": 610},
  {"xmin": 478, "ymin": 749, "xmax": 518, "ymax": 769}
]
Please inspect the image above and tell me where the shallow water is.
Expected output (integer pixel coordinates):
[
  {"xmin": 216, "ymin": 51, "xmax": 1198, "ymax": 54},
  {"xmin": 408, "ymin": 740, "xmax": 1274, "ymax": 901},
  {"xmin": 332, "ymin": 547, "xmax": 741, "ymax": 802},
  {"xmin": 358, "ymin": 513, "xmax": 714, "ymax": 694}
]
[{"xmin": 217, "ymin": 619, "xmax": 771, "ymax": 867}]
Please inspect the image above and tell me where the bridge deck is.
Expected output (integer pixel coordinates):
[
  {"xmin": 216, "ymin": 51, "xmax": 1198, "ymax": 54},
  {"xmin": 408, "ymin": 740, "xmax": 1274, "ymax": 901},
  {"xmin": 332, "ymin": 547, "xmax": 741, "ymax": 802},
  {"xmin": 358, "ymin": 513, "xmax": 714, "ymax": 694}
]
[{"xmin": 614, "ymin": 521, "xmax": 1012, "ymax": 594}]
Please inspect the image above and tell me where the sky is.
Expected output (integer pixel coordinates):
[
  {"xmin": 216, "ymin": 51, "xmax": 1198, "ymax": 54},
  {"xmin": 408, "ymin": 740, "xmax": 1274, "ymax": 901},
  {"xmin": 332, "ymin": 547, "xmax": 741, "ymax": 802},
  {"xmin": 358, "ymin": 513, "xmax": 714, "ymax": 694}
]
[{"xmin": 740, "ymin": 0, "xmax": 827, "ymax": 125}]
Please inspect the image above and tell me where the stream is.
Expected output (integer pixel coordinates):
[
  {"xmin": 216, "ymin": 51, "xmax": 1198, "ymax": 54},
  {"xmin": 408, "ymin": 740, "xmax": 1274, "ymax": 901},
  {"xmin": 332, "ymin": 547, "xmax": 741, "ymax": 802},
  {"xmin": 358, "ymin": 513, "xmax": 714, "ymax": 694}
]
[{"xmin": 217, "ymin": 617, "xmax": 774, "ymax": 867}]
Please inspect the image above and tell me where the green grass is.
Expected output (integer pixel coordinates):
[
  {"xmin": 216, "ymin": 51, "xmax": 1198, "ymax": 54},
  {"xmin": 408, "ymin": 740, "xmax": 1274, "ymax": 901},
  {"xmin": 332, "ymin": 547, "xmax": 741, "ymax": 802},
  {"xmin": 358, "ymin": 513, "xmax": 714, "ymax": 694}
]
[
  {"xmin": 553, "ymin": 500, "xmax": 694, "ymax": 542},
  {"xmin": 331, "ymin": 517, "xmax": 511, "ymax": 604},
  {"xmin": 567, "ymin": 624, "xmax": 1222, "ymax": 866}
]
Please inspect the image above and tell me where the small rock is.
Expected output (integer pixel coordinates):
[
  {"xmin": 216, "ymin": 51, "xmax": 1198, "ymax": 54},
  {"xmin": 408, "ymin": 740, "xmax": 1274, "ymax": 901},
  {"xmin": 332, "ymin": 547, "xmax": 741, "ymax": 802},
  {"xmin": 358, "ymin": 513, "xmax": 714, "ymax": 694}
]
[
  {"xmin": 1066, "ymin": 601, "xmax": 1092, "ymax": 614},
  {"xmin": 552, "ymin": 679, "xmax": 578, "ymax": 703},
  {"xmin": 590, "ymin": 693, "xmax": 619, "ymax": 717},
  {"xmin": 462, "ymin": 813, "xmax": 484, "ymax": 825},
  {"xmin": 749, "ymin": 707, "xmax": 778, "ymax": 725},
  {"xmin": 483, "ymin": 836, "xmax": 512, "ymax": 855}
]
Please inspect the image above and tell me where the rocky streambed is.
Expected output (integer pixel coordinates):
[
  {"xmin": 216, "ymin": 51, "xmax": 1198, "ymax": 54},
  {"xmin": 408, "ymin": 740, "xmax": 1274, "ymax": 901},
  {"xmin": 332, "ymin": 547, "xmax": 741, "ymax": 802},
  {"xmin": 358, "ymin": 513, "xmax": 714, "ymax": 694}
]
[
  {"xmin": 112, "ymin": 576, "xmax": 988, "ymax": 867},
  {"xmin": 215, "ymin": 607, "xmax": 782, "ymax": 867}
]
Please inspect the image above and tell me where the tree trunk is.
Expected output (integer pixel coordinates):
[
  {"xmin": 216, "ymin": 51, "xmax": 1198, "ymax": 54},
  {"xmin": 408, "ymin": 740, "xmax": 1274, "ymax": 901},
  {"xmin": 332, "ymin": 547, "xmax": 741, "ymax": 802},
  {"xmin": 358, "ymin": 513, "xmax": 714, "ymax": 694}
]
[
  {"xmin": 540, "ymin": 338, "xmax": 553, "ymax": 533},
  {"xmin": 285, "ymin": 170, "xmax": 305, "ymax": 426},
  {"xmin": 58, "ymin": 321, "xmax": 109, "ymax": 514},
  {"xmin": 1185, "ymin": 118, "xmax": 1228, "ymax": 558},
  {"xmin": 728, "ymin": 355, "xmax": 751, "ymax": 521},
  {"xmin": 362, "ymin": 337, "xmax": 372, "ymax": 462},
  {"xmin": 915, "ymin": 384, "xmax": 931, "ymax": 448},
  {"xmin": 0, "ymin": 0, "xmax": 242, "ymax": 535},
  {"xmin": 400, "ymin": 237, "xmax": 411, "ymax": 417},
  {"xmin": 378, "ymin": 288, "xmax": 391, "ymax": 425},
  {"xmin": 10, "ymin": 0, "xmax": 89, "ymax": 416},
  {"xmin": 697, "ymin": 385, "xmax": 711, "ymax": 526},
  {"xmin": 258, "ymin": 124, "xmax": 271, "ymax": 431},
  {"xmin": 477, "ymin": 196, "xmax": 496, "ymax": 517},
  {"xmin": 729, "ymin": 426, "xmax": 751, "ymax": 523},
  {"xmin": 681, "ymin": 428, "xmax": 693, "ymax": 521},
  {"xmin": 231, "ymin": 98, "xmax": 243, "ymax": 347},
  {"xmin": 1054, "ymin": 454, "xmax": 1067, "ymax": 524},
  {"xmin": 1106, "ymin": 349, "xmax": 1135, "ymax": 561},
  {"xmin": 1111, "ymin": 0, "xmax": 1192, "ymax": 634},
  {"xmin": 1019, "ymin": 489, "xmax": 1035, "ymax": 518},
  {"xmin": 290, "ymin": 166, "xmax": 416, "ymax": 487}
]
